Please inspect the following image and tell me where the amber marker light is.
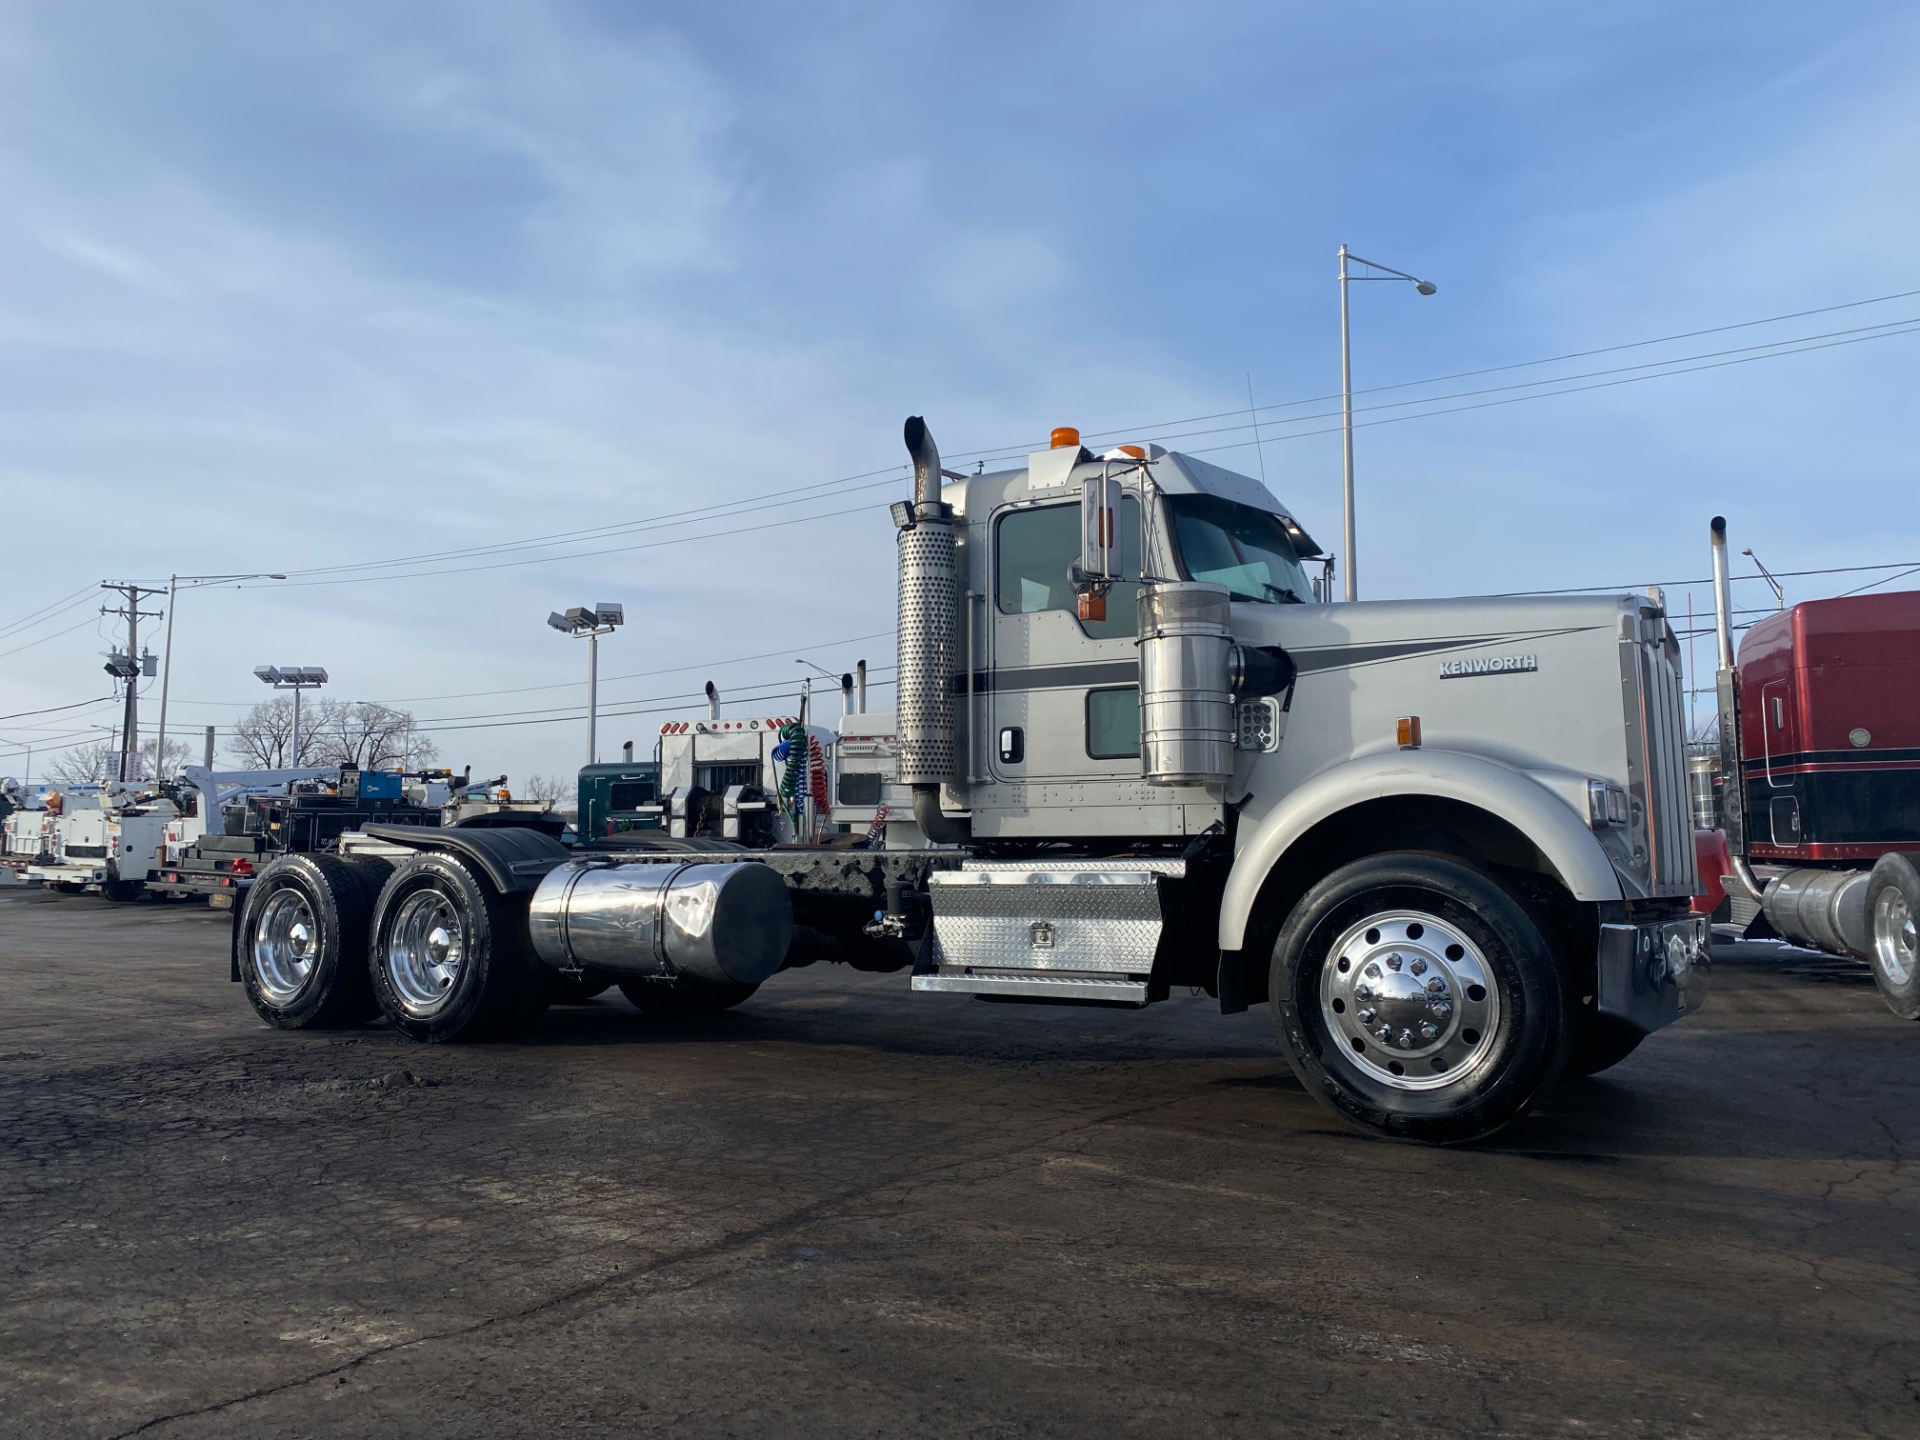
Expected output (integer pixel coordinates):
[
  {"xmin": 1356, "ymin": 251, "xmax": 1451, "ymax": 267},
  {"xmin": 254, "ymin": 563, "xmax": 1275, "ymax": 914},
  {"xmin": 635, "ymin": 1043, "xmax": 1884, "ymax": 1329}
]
[
  {"xmin": 1050, "ymin": 426, "xmax": 1081, "ymax": 449},
  {"xmin": 1397, "ymin": 716, "xmax": 1422, "ymax": 750}
]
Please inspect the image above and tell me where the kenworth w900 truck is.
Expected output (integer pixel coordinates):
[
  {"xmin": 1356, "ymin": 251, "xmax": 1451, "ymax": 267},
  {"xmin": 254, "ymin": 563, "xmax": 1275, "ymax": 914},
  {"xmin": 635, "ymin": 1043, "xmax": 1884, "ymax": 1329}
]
[{"xmin": 232, "ymin": 417, "xmax": 1705, "ymax": 1143}]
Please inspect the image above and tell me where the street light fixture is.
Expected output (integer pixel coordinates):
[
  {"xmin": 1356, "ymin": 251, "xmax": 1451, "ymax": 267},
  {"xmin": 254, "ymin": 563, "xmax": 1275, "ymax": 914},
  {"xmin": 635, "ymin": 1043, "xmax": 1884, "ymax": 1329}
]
[
  {"xmin": 548, "ymin": 603, "xmax": 624, "ymax": 765},
  {"xmin": 154, "ymin": 571, "xmax": 287, "ymax": 779},
  {"xmin": 253, "ymin": 665, "xmax": 329, "ymax": 766},
  {"xmin": 1338, "ymin": 243, "xmax": 1437, "ymax": 602},
  {"xmin": 1742, "ymin": 548, "xmax": 1786, "ymax": 610}
]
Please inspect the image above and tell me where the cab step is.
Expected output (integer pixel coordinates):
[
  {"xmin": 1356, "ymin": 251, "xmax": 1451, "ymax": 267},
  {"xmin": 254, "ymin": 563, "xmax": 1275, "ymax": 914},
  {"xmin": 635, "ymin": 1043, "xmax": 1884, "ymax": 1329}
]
[{"xmin": 909, "ymin": 858, "xmax": 1184, "ymax": 1003}]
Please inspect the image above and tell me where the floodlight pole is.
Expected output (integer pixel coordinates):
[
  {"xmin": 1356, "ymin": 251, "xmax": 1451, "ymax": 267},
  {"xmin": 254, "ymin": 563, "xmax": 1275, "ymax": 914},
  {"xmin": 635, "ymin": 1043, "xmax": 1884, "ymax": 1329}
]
[
  {"xmin": 549, "ymin": 605, "xmax": 623, "ymax": 767},
  {"xmin": 587, "ymin": 629, "xmax": 600, "ymax": 767}
]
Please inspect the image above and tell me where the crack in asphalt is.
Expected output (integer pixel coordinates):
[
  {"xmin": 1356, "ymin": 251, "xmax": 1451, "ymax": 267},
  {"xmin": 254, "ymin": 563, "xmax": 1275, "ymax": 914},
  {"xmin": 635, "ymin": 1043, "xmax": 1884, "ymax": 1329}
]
[{"xmin": 104, "ymin": 1085, "xmax": 1206, "ymax": 1437}]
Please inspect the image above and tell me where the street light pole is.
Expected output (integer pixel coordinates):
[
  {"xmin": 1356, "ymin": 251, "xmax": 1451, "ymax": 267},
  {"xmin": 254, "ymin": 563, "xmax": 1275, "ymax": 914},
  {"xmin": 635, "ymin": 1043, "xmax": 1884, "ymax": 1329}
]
[
  {"xmin": 1339, "ymin": 244, "xmax": 1355, "ymax": 602},
  {"xmin": 1337, "ymin": 244, "xmax": 1437, "ymax": 603}
]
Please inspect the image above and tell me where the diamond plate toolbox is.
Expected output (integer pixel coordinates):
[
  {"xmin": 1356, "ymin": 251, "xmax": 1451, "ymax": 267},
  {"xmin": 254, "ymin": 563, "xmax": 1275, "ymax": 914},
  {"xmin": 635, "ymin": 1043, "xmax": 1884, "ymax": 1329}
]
[{"xmin": 928, "ymin": 859, "xmax": 1185, "ymax": 975}]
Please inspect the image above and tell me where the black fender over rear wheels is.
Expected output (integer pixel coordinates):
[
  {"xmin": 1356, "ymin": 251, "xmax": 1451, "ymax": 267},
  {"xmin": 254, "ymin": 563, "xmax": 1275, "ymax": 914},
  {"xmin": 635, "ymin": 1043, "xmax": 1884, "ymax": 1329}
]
[
  {"xmin": 1271, "ymin": 852, "xmax": 1571, "ymax": 1145},
  {"xmin": 236, "ymin": 853, "xmax": 383, "ymax": 1029},
  {"xmin": 368, "ymin": 852, "xmax": 550, "ymax": 1042}
]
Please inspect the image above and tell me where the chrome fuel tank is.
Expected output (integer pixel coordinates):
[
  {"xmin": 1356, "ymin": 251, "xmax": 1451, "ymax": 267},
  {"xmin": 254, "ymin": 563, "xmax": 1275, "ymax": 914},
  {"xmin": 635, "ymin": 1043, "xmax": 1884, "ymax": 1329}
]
[{"xmin": 528, "ymin": 860, "xmax": 793, "ymax": 986}]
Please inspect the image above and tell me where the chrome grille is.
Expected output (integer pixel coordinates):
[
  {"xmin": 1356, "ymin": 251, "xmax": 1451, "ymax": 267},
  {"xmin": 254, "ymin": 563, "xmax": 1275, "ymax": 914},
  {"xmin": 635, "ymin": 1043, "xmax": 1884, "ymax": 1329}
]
[{"xmin": 1633, "ymin": 624, "xmax": 1698, "ymax": 897}]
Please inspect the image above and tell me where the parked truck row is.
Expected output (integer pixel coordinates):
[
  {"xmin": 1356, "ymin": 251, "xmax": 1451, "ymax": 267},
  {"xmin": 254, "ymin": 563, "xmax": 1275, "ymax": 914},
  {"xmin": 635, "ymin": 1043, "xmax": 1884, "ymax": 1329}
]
[
  {"xmin": 0, "ymin": 766, "xmax": 548, "ymax": 904},
  {"xmin": 218, "ymin": 416, "xmax": 1713, "ymax": 1144}
]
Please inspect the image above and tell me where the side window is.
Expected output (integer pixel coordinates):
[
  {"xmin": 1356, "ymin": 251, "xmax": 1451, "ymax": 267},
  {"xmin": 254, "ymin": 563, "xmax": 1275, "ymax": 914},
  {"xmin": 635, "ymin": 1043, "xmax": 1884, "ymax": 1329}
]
[
  {"xmin": 995, "ymin": 497, "xmax": 1142, "ymax": 639},
  {"xmin": 1086, "ymin": 686, "xmax": 1141, "ymax": 759}
]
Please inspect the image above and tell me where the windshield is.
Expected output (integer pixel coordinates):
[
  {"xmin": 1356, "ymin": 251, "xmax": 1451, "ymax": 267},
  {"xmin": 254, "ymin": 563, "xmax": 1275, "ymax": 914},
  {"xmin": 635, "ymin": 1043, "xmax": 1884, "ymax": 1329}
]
[{"xmin": 1165, "ymin": 494, "xmax": 1315, "ymax": 603}]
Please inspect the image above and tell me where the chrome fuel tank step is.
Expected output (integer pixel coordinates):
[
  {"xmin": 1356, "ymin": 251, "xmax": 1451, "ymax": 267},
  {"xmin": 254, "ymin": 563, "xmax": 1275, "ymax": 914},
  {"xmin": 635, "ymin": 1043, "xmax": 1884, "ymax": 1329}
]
[{"xmin": 910, "ymin": 858, "xmax": 1185, "ymax": 1003}]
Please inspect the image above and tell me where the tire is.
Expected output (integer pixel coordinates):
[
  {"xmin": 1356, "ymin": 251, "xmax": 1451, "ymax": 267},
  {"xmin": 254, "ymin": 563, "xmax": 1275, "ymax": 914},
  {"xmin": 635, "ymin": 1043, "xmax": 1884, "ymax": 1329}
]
[
  {"xmin": 1271, "ymin": 853, "xmax": 1571, "ymax": 1144},
  {"xmin": 545, "ymin": 971, "xmax": 614, "ymax": 1005},
  {"xmin": 1865, "ymin": 853, "xmax": 1920, "ymax": 1020},
  {"xmin": 618, "ymin": 975, "xmax": 758, "ymax": 1017},
  {"xmin": 103, "ymin": 873, "xmax": 143, "ymax": 903},
  {"xmin": 1566, "ymin": 1014, "xmax": 1646, "ymax": 1077},
  {"xmin": 368, "ymin": 853, "xmax": 550, "ymax": 1042},
  {"xmin": 237, "ymin": 854, "xmax": 382, "ymax": 1029}
]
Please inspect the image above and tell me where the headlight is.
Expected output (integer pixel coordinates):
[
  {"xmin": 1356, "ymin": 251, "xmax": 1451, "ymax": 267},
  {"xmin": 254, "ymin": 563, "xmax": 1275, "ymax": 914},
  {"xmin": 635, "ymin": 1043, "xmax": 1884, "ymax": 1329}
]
[{"xmin": 1587, "ymin": 779, "xmax": 1630, "ymax": 829}]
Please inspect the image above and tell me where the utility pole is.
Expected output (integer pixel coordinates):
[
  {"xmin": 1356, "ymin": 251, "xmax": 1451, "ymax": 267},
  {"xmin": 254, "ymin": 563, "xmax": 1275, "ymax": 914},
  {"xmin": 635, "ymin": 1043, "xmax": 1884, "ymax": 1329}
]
[{"xmin": 100, "ymin": 582, "xmax": 165, "ymax": 783}]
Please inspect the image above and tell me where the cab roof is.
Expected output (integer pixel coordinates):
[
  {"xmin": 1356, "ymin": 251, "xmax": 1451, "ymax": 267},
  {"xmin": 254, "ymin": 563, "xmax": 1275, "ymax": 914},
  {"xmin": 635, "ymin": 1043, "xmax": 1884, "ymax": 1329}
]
[{"xmin": 945, "ymin": 445, "xmax": 1322, "ymax": 558}]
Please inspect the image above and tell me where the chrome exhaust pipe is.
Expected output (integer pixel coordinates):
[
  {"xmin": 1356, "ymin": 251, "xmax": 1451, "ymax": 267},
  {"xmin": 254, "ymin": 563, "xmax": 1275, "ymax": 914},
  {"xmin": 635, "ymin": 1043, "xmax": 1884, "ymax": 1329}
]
[
  {"xmin": 1710, "ymin": 516, "xmax": 1735, "ymax": 671},
  {"xmin": 855, "ymin": 659, "xmax": 867, "ymax": 714},
  {"xmin": 897, "ymin": 416, "xmax": 969, "ymax": 845},
  {"xmin": 840, "ymin": 672, "xmax": 854, "ymax": 717},
  {"xmin": 705, "ymin": 680, "xmax": 720, "ymax": 722}
]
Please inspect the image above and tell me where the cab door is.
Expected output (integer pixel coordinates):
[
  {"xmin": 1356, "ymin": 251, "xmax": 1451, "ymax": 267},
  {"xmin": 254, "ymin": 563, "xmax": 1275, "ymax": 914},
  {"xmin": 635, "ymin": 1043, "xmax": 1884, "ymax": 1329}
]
[{"xmin": 987, "ymin": 493, "xmax": 1144, "ymax": 783}]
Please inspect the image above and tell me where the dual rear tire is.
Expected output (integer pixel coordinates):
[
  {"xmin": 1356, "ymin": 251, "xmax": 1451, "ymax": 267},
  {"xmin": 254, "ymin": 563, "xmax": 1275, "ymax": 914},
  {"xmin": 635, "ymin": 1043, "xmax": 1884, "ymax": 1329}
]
[{"xmin": 238, "ymin": 851, "xmax": 548, "ymax": 1040}]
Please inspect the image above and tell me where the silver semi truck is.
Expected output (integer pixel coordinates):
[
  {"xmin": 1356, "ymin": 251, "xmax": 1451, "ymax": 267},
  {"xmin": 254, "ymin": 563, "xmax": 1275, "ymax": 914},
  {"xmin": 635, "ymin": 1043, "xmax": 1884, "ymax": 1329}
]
[{"xmin": 233, "ymin": 417, "xmax": 1705, "ymax": 1143}]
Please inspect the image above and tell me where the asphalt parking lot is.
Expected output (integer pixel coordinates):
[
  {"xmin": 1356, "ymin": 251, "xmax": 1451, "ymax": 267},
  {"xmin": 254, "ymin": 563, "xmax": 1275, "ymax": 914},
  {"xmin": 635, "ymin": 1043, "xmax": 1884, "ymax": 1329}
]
[{"xmin": 1, "ymin": 889, "xmax": 1915, "ymax": 1439}]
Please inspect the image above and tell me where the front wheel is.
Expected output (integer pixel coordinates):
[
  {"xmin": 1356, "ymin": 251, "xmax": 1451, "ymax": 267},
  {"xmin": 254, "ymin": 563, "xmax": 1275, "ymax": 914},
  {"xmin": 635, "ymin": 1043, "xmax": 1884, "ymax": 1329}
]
[
  {"xmin": 1865, "ymin": 853, "xmax": 1920, "ymax": 1020},
  {"xmin": 1271, "ymin": 853, "xmax": 1570, "ymax": 1145}
]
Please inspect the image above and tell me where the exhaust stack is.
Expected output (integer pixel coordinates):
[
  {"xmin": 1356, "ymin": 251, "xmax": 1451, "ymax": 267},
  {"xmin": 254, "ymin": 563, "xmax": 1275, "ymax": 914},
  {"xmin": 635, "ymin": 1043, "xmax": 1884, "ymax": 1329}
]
[
  {"xmin": 1710, "ymin": 516, "xmax": 1735, "ymax": 670},
  {"xmin": 897, "ymin": 416, "xmax": 969, "ymax": 844},
  {"xmin": 705, "ymin": 681, "xmax": 720, "ymax": 722},
  {"xmin": 1709, "ymin": 514, "xmax": 1760, "ymax": 901},
  {"xmin": 840, "ymin": 672, "xmax": 854, "ymax": 717},
  {"xmin": 855, "ymin": 659, "xmax": 867, "ymax": 714}
]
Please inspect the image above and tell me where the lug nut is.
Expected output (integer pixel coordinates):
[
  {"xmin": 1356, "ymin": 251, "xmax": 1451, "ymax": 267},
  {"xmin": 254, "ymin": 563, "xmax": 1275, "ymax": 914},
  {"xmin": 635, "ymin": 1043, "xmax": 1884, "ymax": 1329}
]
[
  {"xmin": 1410, "ymin": 957, "xmax": 1427, "ymax": 976},
  {"xmin": 1386, "ymin": 954, "xmax": 1402, "ymax": 972}
]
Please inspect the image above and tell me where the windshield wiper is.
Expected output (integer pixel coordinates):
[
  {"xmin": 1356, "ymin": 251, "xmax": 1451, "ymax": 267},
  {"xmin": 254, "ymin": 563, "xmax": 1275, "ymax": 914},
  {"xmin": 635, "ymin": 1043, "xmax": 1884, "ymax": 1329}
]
[{"xmin": 1261, "ymin": 583, "xmax": 1305, "ymax": 604}]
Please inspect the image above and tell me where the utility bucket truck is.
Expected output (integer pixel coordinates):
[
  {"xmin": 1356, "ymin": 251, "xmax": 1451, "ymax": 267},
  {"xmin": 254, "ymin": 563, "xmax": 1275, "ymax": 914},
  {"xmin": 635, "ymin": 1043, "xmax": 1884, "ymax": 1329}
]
[{"xmin": 232, "ymin": 418, "xmax": 1706, "ymax": 1143}]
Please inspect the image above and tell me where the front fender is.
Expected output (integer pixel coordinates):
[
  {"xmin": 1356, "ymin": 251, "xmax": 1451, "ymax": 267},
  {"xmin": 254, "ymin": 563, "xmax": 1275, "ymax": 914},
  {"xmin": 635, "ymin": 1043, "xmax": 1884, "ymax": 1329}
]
[{"xmin": 1219, "ymin": 749, "xmax": 1624, "ymax": 950}]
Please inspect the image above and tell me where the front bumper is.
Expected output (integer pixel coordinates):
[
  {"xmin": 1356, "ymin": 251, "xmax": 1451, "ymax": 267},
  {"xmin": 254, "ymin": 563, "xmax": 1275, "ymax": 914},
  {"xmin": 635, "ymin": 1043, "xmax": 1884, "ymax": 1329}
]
[{"xmin": 1597, "ymin": 915, "xmax": 1710, "ymax": 1036}]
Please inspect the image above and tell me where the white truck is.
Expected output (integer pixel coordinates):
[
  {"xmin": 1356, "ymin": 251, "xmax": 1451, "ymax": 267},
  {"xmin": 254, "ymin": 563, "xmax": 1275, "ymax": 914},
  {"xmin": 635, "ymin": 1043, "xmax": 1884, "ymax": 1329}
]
[{"xmin": 231, "ymin": 417, "xmax": 1706, "ymax": 1143}]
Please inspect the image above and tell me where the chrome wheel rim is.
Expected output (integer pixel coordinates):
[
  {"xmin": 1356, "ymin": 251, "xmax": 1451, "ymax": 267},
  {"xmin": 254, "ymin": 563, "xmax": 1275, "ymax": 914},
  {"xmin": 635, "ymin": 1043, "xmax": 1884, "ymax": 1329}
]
[
  {"xmin": 252, "ymin": 887, "xmax": 320, "ymax": 1004},
  {"xmin": 385, "ymin": 889, "xmax": 465, "ymax": 1017},
  {"xmin": 1873, "ymin": 888, "xmax": 1916, "ymax": 988},
  {"xmin": 1320, "ymin": 909, "xmax": 1502, "ymax": 1091}
]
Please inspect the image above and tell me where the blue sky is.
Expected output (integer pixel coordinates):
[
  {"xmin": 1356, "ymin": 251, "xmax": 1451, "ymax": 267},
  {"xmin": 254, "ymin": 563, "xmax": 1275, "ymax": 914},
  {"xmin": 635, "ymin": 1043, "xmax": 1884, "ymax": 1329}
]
[{"xmin": 3, "ymin": 0, "xmax": 1916, "ymax": 782}]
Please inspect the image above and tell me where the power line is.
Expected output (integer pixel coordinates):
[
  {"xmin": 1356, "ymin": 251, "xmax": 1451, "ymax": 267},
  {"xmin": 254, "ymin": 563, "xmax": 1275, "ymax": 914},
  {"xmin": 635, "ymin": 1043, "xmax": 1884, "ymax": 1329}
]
[
  {"xmin": 993, "ymin": 286, "xmax": 1920, "ymax": 452},
  {"xmin": 0, "ymin": 695, "xmax": 117, "ymax": 723},
  {"xmin": 190, "ymin": 287, "xmax": 1920, "ymax": 591},
  {"xmin": 0, "ymin": 613, "xmax": 105, "ymax": 661},
  {"xmin": 0, "ymin": 583, "xmax": 101, "ymax": 643},
  {"xmin": 1175, "ymin": 320, "xmax": 1920, "ymax": 463}
]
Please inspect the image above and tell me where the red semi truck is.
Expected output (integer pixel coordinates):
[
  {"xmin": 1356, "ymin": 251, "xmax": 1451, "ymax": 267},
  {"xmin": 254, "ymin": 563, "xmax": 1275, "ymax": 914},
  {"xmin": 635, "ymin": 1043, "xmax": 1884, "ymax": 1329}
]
[{"xmin": 1702, "ymin": 516, "xmax": 1920, "ymax": 1017}]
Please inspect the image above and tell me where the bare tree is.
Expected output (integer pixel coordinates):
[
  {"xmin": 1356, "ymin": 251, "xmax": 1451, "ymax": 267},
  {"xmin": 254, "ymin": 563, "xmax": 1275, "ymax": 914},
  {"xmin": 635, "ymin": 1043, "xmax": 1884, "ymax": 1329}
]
[
  {"xmin": 520, "ymin": 772, "xmax": 568, "ymax": 810},
  {"xmin": 48, "ymin": 743, "xmax": 115, "ymax": 786},
  {"xmin": 138, "ymin": 736, "xmax": 193, "ymax": 779},
  {"xmin": 308, "ymin": 700, "xmax": 439, "ymax": 769},
  {"xmin": 229, "ymin": 697, "xmax": 325, "ymax": 768},
  {"xmin": 229, "ymin": 697, "xmax": 436, "ymax": 770}
]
